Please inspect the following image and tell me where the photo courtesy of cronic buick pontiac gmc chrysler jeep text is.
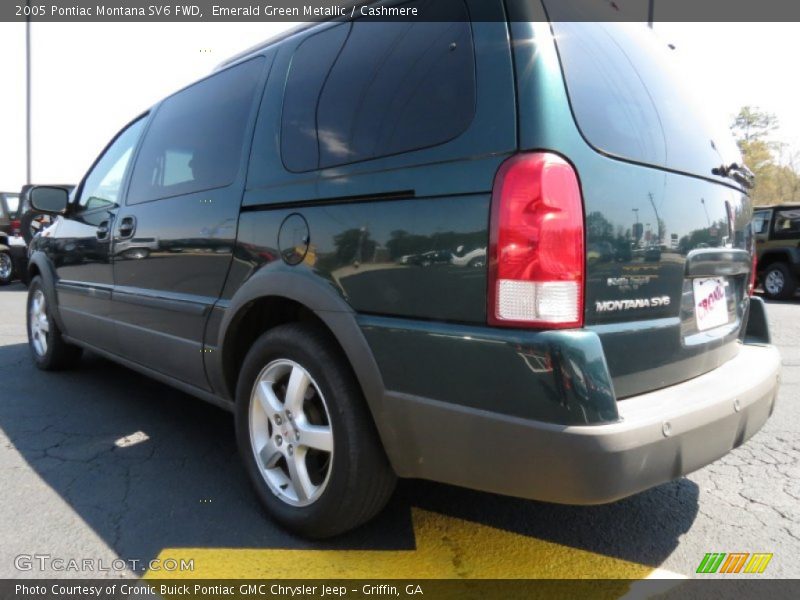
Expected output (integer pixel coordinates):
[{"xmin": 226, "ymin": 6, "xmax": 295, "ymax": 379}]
[{"xmin": 24, "ymin": 0, "xmax": 782, "ymax": 537}]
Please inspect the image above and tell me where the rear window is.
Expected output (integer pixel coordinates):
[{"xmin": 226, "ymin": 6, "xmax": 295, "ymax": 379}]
[
  {"xmin": 545, "ymin": 3, "xmax": 741, "ymax": 180},
  {"xmin": 281, "ymin": 0, "xmax": 476, "ymax": 172}
]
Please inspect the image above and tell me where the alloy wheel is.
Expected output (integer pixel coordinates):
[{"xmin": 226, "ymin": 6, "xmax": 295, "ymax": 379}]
[
  {"xmin": 29, "ymin": 289, "xmax": 50, "ymax": 357},
  {"xmin": 0, "ymin": 253, "xmax": 12, "ymax": 280},
  {"xmin": 249, "ymin": 359, "xmax": 334, "ymax": 507},
  {"xmin": 765, "ymin": 269, "xmax": 785, "ymax": 296}
]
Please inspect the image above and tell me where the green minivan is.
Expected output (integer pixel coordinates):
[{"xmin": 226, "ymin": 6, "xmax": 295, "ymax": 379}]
[{"xmin": 26, "ymin": 0, "xmax": 781, "ymax": 537}]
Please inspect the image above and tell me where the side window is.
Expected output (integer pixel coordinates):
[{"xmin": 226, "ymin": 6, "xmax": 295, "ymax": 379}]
[
  {"xmin": 281, "ymin": 0, "xmax": 475, "ymax": 172},
  {"xmin": 752, "ymin": 210, "xmax": 770, "ymax": 235},
  {"xmin": 772, "ymin": 208, "xmax": 800, "ymax": 237},
  {"xmin": 77, "ymin": 118, "xmax": 146, "ymax": 213},
  {"xmin": 6, "ymin": 196, "xmax": 20, "ymax": 217},
  {"xmin": 281, "ymin": 25, "xmax": 350, "ymax": 173},
  {"xmin": 127, "ymin": 57, "xmax": 264, "ymax": 205}
]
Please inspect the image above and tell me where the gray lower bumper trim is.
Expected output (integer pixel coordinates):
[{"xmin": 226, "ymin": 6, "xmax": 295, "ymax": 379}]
[{"xmin": 384, "ymin": 343, "xmax": 781, "ymax": 504}]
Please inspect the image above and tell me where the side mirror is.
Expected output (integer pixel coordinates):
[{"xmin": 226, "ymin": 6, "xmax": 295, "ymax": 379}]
[{"xmin": 29, "ymin": 186, "xmax": 70, "ymax": 215}]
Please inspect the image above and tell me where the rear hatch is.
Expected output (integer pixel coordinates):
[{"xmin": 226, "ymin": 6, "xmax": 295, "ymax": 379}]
[{"xmin": 543, "ymin": 11, "xmax": 754, "ymax": 398}]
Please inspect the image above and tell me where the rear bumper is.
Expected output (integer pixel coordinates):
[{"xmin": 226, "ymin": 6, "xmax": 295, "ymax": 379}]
[{"xmin": 386, "ymin": 342, "xmax": 781, "ymax": 504}]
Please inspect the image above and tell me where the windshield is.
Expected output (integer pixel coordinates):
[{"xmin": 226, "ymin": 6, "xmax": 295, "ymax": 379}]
[{"xmin": 546, "ymin": 4, "xmax": 742, "ymax": 182}]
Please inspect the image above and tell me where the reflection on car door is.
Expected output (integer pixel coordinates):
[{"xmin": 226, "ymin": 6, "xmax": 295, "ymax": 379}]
[
  {"xmin": 52, "ymin": 118, "xmax": 146, "ymax": 353},
  {"xmin": 111, "ymin": 57, "xmax": 266, "ymax": 390}
]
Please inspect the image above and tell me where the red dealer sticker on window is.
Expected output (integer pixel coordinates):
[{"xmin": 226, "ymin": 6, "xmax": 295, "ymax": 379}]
[{"xmin": 693, "ymin": 277, "xmax": 729, "ymax": 331}]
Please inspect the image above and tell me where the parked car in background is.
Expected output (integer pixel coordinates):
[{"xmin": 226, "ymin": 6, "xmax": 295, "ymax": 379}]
[
  {"xmin": 0, "ymin": 191, "xmax": 25, "ymax": 285},
  {"xmin": 25, "ymin": 0, "xmax": 780, "ymax": 538},
  {"xmin": 753, "ymin": 204, "xmax": 800, "ymax": 299},
  {"xmin": 450, "ymin": 245, "xmax": 486, "ymax": 268}
]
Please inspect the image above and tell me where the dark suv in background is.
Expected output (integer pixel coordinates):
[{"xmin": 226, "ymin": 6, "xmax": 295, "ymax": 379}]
[
  {"xmin": 0, "ymin": 191, "xmax": 23, "ymax": 285},
  {"xmin": 25, "ymin": 0, "xmax": 781, "ymax": 538},
  {"xmin": 753, "ymin": 204, "xmax": 800, "ymax": 299}
]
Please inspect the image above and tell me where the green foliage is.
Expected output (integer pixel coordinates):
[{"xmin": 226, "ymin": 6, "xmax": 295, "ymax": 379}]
[
  {"xmin": 731, "ymin": 106, "xmax": 778, "ymax": 142},
  {"xmin": 730, "ymin": 106, "xmax": 800, "ymax": 206}
]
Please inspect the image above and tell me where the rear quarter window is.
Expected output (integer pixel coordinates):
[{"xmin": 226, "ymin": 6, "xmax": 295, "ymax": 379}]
[{"xmin": 281, "ymin": 0, "xmax": 476, "ymax": 172}]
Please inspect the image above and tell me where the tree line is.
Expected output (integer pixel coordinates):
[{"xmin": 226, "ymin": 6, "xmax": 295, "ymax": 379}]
[{"xmin": 732, "ymin": 106, "xmax": 800, "ymax": 206}]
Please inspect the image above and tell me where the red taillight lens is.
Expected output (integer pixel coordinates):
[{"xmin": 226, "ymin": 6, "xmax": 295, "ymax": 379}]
[
  {"xmin": 749, "ymin": 250, "xmax": 758, "ymax": 296},
  {"xmin": 10, "ymin": 219, "xmax": 21, "ymax": 236},
  {"xmin": 488, "ymin": 153, "xmax": 585, "ymax": 328}
]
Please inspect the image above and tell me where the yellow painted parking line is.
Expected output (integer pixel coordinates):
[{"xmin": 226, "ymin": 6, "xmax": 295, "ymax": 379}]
[{"xmin": 146, "ymin": 507, "xmax": 676, "ymax": 580}]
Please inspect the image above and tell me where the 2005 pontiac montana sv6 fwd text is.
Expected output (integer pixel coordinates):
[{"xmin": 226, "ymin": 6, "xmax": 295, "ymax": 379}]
[{"xmin": 25, "ymin": 0, "xmax": 782, "ymax": 537}]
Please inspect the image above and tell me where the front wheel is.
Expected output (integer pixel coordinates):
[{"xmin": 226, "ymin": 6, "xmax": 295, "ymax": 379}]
[
  {"xmin": 27, "ymin": 276, "xmax": 83, "ymax": 370},
  {"xmin": 762, "ymin": 263, "xmax": 797, "ymax": 300},
  {"xmin": 235, "ymin": 322, "xmax": 396, "ymax": 538}
]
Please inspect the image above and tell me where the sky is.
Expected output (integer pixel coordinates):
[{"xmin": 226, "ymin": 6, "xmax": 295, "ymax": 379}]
[{"xmin": 1, "ymin": 21, "xmax": 799, "ymax": 193}]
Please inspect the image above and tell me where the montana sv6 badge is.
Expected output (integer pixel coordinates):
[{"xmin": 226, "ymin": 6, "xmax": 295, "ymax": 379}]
[{"xmin": 595, "ymin": 296, "xmax": 671, "ymax": 313}]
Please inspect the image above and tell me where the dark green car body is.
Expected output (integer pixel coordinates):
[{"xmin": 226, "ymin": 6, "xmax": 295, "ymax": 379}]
[{"xmin": 28, "ymin": 0, "xmax": 781, "ymax": 505}]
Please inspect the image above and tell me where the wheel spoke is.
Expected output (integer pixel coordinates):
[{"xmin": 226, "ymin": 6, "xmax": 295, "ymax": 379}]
[
  {"xmin": 39, "ymin": 317, "xmax": 49, "ymax": 334},
  {"xmin": 255, "ymin": 381, "xmax": 283, "ymax": 417},
  {"xmin": 258, "ymin": 440, "xmax": 283, "ymax": 469},
  {"xmin": 249, "ymin": 359, "xmax": 333, "ymax": 507},
  {"xmin": 297, "ymin": 421, "xmax": 333, "ymax": 453},
  {"xmin": 286, "ymin": 449, "xmax": 315, "ymax": 502},
  {"xmin": 284, "ymin": 366, "xmax": 310, "ymax": 415}
]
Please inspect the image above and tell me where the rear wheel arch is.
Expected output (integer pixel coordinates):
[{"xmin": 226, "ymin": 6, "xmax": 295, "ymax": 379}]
[
  {"xmin": 26, "ymin": 251, "xmax": 67, "ymax": 332},
  {"xmin": 217, "ymin": 270, "xmax": 400, "ymax": 461},
  {"xmin": 221, "ymin": 295, "xmax": 330, "ymax": 398},
  {"xmin": 757, "ymin": 250, "xmax": 790, "ymax": 273}
]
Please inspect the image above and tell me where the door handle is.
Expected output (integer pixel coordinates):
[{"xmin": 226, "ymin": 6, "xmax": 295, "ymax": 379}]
[
  {"xmin": 96, "ymin": 220, "xmax": 109, "ymax": 240},
  {"xmin": 118, "ymin": 216, "xmax": 136, "ymax": 240}
]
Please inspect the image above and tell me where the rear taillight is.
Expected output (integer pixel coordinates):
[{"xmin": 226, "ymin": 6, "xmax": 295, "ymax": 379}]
[
  {"xmin": 488, "ymin": 153, "xmax": 585, "ymax": 328},
  {"xmin": 749, "ymin": 250, "xmax": 758, "ymax": 296},
  {"xmin": 10, "ymin": 220, "xmax": 20, "ymax": 237}
]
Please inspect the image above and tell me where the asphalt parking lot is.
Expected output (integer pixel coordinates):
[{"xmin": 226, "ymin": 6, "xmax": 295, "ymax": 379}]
[{"xmin": 0, "ymin": 281, "xmax": 798, "ymax": 580}]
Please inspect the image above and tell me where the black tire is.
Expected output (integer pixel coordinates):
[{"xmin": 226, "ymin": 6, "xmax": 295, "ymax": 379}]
[
  {"xmin": 235, "ymin": 322, "xmax": 396, "ymax": 538},
  {"xmin": 0, "ymin": 249, "xmax": 12, "ymax": 286},
  {"xmin": 26, "ymin": 276, "xmax": 83, "ymax": 370},
  {"xmin": 761, "ymin": 262, "xmax": 798, "ymax": 300}
]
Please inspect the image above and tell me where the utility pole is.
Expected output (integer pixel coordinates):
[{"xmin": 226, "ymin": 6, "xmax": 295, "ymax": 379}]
[
  {"xmin": 648, "ymin": 0, "xmax": 654, "ymax": 28},
  {"xmin": 647, "ymin": 192, "xmax": 663, "ymax": 244}
]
